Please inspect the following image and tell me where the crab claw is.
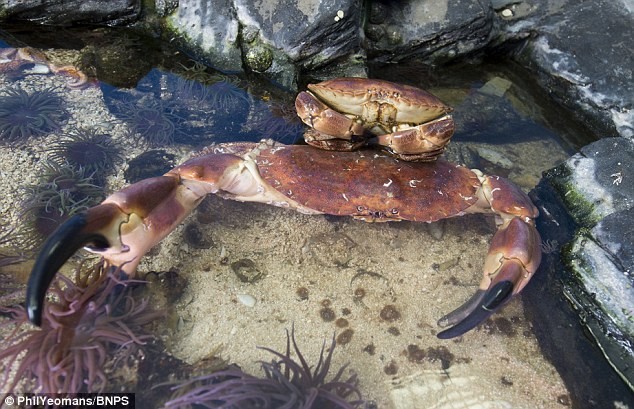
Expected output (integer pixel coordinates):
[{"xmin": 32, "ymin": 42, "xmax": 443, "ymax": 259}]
[
  {"xmin": 26, "ymin": 203, "xmax": 128, "ymax": 326},
  {"xmin": 437, "ymin": 216, "xmax": 542, "ymax": 339},
  {"xmin": 25, "ymin": 173, "xmax": 209, "ymax": 326},
  {"xmin": 26, "ymin": 152, "xmax": 251, "ymax": 327},
  {"xmin": 295, "ymin": 91, "xmax": 365, "ymax": 139},
  {"xmin": 375, "ymin": 114, "xmax": 455, "ymax": 161}
]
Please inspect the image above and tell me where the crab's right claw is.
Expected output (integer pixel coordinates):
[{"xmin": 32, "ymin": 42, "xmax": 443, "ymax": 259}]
[
  {"xmin": 25, "ymin": 157, "xmax": 242, "ymax": 327},
  {"xmin": 295, "ymin": 91, "xmax": 365, "ymax": 139},
  {"xmin": 436, "ymin": 217, "xmax": 542, "ymax": 339},
  {"xmin": 26, "ymin": 173, "xmax": 194, "ymax": 327},
  {"xmin": 26, "ymin": 203, "xmax": 128, "ymax": 326}
]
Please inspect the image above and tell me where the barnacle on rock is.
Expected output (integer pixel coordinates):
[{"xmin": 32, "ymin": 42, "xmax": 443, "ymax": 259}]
[
  {"xmin": 0, "ymin": 86, "xmax": 65, "ymax": 144},
  {"xmin": 0, "ymin": 261, "xmax": 162, "ymax": 393},
  {"xmin": 47, "ymin": 127, "xmax": 123, "ymax": 177},
  {"xmin": 163, "ymin": 326, "xmax": 366, "ymax": 408},
  {"xmin": 244, "ymin": 45, "xmax": 273, "ymax": 73}
]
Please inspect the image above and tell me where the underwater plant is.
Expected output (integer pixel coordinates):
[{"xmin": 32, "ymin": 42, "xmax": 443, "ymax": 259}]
[
  {"xmin": 47, "ymin": 127, "xmax": 123, "ymax": 176},
  {"xmin": 162, "ymin": 327, "xmax": 366, "ymax": 409},
  {"xmin": 115, "ymin": 99, "xmax": 182, "ymax": 147},
  {"xmin": 19, "ymin": 161, "xmax": 104, "ymax": 250},
  {"xmin": 0, "ymin": 86, "xmax": 65, "ymax": 143},
  {"xmin": 0, "ymin": 261, "xmax": 162, "ymax": 393}
]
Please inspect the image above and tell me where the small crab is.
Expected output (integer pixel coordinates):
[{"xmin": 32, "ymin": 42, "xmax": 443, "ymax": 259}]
[
  {"xmin": 25, "ymin": 78, "xmax": 541, "ymax": 339},
  {"xmin": 0, "ymin": 47, "xmax": 89, "ymax": 88},
  {"xmin": 296, "ymin": 78, "xmax": 455, "ymax": 161}
]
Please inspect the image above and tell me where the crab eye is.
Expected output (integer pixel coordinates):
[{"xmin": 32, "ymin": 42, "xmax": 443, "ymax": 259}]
[
  {"xmin": 391, "ymin": 208, "xmax": 399, "ymax": 214},
  {"xmin": 356, "ymin": 205, "xmax": 365, "ymax": 212}
]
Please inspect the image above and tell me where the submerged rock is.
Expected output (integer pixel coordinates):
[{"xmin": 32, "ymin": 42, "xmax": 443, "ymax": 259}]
[{"xmin": 163, "ymin": 0, "xmax": 364, "ymax": 88}]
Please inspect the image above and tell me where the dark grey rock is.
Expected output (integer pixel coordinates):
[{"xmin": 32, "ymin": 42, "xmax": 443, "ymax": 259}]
[
  {"xmin": 530, "ymin": 137, "xmax": 634, "ymax": 393},
  {"xmin": 163, "ymin": 0, "xmax": 364, "ymax": 88},
  {"xmin": 0, "ymin": 0, "xmax": 140, "ymax": 25},
  {"xmin": 365, "ymin": 0, "xmax": 495, "ymax": 64},
  {"xmin": 163, "ymin": 0, "xmax": 244, "ymax": 74},
  {"xmin": 551, "ymin": 137, "xmax": 633, "ymax": 226},
  {"xmin": 594, "ymin": 211, "xmax": 634, "ymax": 274},
  {"xmin": 510, "ymin": 0, "xmax": 633, "ymax": 138}
]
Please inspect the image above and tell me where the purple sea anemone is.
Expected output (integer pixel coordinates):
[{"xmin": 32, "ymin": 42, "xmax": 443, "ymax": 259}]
[
  {"xmin": 0, "ymin": 86, "xmax": 65, "ymax": 144},
  {"xmin": 207, "ymin": 77, "xmax": 250, "ymax": 112},
  {"xmin": 47, "ymin": 127, "xmax": 123, "ymax": 176},
  {"xmin": 0, "ymin": 262, "xmax": 162, "ymax": 393},
  {"xmin": 162, "ymin": 327, "xmax": 367, "ymax": 409},
  {"xmin": 116, "ymin": 99, "xmax": 182, "ymax": 147},
  {"xmin": 19, "ymin": 161, "xmax": 104, "ymax": 250}
]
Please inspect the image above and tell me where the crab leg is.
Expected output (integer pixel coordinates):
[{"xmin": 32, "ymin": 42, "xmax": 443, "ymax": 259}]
[
  {"xmin": 295, "ymin": 91, "xmax": 365, "ymax": 139},
  {"xmin": 26, "ymin": 152, "xmax": 251, "ymax": 326},
  {"xmin": 374, "ymin": 114, "xmax": 455, "ymax": 161},
  {"xmin": 437, "ymin": 175, "xmax": 542, "ymax": 339}
]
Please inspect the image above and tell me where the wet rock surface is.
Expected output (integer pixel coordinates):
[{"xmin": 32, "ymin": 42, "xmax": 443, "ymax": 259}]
[
  {"xmin": 364, "ymin": 0, "xmax": 494, "ymax": 63},
  {"xmin": 0, "ymin": 0, "xmax": 141, "ymax": 25},
  {"xmin": 529, "ymin": 137, "xmax": 634, "ymax": 403},
  {"xmin": 507, "ymin": 0, "xmax": 633, "ymax": 139},
  {"xmin": 163, "ymin": 0, "xmax": 365, "ymax": 87},
  {"xmin": 2, "ymin": 0, "xmax": 629, "ymax": 134}
]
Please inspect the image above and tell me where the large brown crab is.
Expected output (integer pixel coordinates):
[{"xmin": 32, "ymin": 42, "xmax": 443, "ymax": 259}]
[{"xmin": 25, "ymin": 78, "xmax": 541, "ymax": 339}]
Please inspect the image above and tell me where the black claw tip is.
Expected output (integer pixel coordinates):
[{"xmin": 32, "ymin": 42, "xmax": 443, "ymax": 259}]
[
  {"xmin": 436, "ymin": 280, "xmax": 515, "ymax": 339},
  {"xmin": 437, "ymin": 306, "xmax": 492, "ymax": 339},
  {"xmin": 437, "ymin": 289, "xmax": 486, "ymax": 328},
  {"xmin": 25, "ymin": 213, "xmax": 108, "ymax": 326},
  {"xmin": 482, "ymin": 280, "xmax": 514, "ymax": 311}
]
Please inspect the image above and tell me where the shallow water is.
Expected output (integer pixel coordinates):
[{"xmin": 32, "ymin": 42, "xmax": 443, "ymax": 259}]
[{"xmin": 0, "ymin": 27, "xmax": 597, "ymax": 408}]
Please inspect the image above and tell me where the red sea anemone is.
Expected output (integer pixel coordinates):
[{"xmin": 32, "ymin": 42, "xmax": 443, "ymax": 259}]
[{"xmin": 0, "ymin": 262, "xmax": 162, "ymax": 393}]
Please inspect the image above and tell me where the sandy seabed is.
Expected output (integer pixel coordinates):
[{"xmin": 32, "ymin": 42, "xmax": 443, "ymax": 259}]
[{"xmin": 0, "ymin": 71, "xmax": 571, "ymax": 408}]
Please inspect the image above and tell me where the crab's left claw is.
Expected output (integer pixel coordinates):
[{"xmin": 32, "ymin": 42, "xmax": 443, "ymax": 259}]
[
  {"xmin": 437, "ymin": 216, "xmax": 542, "ymax": 339},
  {"xmin": 26, "ymin": 203, "xmax": 129, "ymax": 326}
]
